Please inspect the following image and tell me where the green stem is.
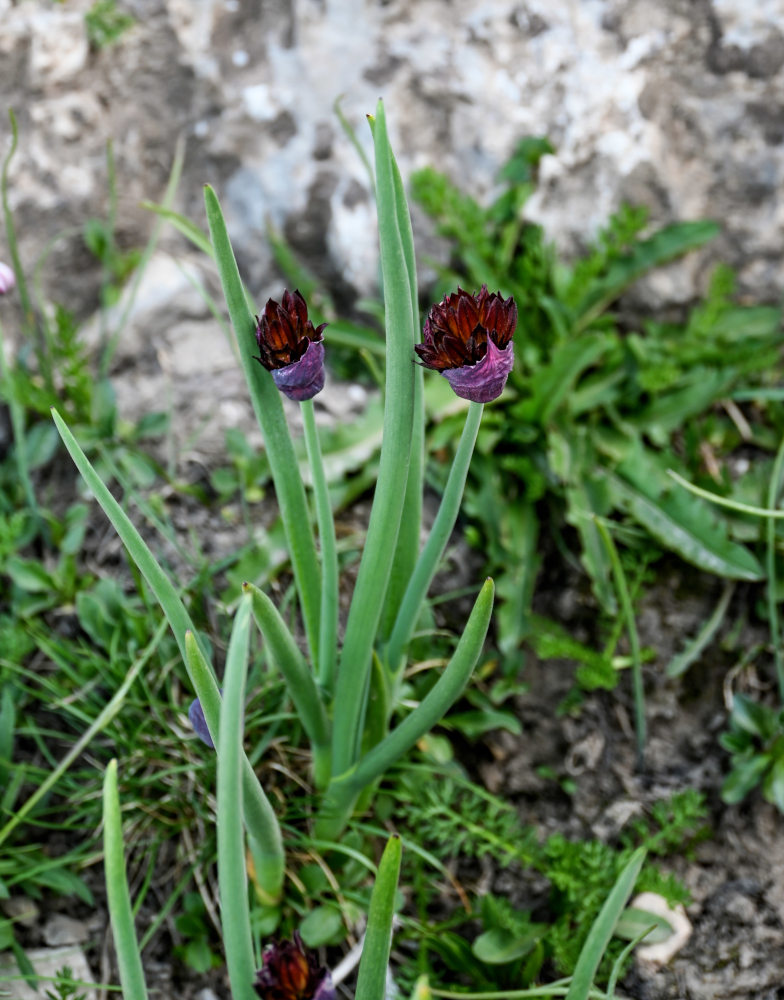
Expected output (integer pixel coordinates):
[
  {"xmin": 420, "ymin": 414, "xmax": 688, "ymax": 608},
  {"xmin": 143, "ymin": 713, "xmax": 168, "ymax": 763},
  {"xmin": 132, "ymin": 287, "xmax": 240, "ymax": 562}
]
[
  {"xmin": 0, "ymin": 317, "xmax": 38, "ymax": 522},
  {"xmin": 204, "ymin": 185, "xmax": 321, "ymax": 672},
  {"xmin": 301, "ymin": 399, "xmax": 339, "ymax": 696},
  {"xmin": 2, "ymin": 112, "xmax": 36, "ymax": 346},
  {"xmin": 330, "ymin": 101, "xmax": 416, "ymax": 775},
  {"xmin": 767, "ymin": 433, "xmax": 784, "ymax": 702},
  {"xmin": 595, "ymin": 518, "xmax": 646, "ymax": 767},
  {"xmin": 386, "ymin": 401, "xmax": 483, "ymax": 672}
]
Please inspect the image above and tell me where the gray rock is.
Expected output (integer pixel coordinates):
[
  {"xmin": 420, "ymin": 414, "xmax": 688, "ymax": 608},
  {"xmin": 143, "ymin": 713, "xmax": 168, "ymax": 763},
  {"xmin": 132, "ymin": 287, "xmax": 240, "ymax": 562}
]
[
  {"xmin": 0, "ymin": 945, "xmax": 96, "ymax": 1000},
  {"xmin": 42, "ymin": 914, "xmax": 90, "ymax": 947}
]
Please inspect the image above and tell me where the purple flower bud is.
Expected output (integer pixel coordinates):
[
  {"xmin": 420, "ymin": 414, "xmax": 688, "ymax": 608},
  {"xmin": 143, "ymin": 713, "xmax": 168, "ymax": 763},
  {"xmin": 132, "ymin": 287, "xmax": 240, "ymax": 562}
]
[
  {"xmin": 254, "ymin": 932, "xmax": 336, "ymax": 1000},
  {"xmin": 0, "ymin": 262, "xmax": 15, "ymax": 296},
  {"xmin": 188, "ymin": 697, "xmax": 214, "ymax": 749},
  {"xmin": 415, "ymin": 285, "xmax": 517, "ymax": 403},
  {"xmin": 254, "ymin": 290, "xmax": 327, "ymax": 401}
]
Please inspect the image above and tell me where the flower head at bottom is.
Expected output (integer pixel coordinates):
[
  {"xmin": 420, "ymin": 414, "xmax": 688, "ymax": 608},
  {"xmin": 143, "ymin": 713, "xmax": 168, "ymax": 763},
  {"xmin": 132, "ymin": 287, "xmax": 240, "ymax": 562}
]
[{"xmin": 254, "ymin": 933, "xmax": 335, "ymax": 1000}]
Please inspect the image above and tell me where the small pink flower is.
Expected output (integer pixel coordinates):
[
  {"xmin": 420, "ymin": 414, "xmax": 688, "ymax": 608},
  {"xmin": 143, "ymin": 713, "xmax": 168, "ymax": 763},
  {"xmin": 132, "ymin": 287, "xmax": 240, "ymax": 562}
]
[{"xmin": 0, "ymin": 262, "xmax": 15, "ymax": 296}]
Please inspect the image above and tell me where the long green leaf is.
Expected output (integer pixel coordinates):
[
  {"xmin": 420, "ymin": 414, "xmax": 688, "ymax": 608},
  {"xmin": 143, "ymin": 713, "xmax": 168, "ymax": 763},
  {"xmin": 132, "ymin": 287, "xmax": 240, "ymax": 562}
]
[
  {"xmin": 217, "ymin": 594, "xmax": 256, "ymax": 1000},
  {"xmin": 355, "ymin": 836, "xmax": 402, "ymax": 1000},
  {"xmin": 204, "ymin": 184, "xmax": 321, "ymax": 672},
  {"xmin": 52, "ymin": 408, "xmax": 200, "ymax": 664},
  {"xmin": 331, "ymin": 101, "xmax": 416, "ymax": 773},
  {"xmin": 386, "ymin": 401, "xmax": 483, "ymax": 671},
  {"xmin": 243, "ymin": 582, "xmax": 330, "ymax": 786},
  {"xmin": 611, "ymin": 447, "xmax": 763, "ymax": 581},
  {"xmin": 379, "ymin": 135, "xmax": 424, "ymax": 641},
  {"xmin": 564, "ymin": 848, "xmax": 646, "ymax": 1000},
  {"xmin": 103, "ymin": 760, "xmax": 149, "ymax": 1000},
  {"xmin": 317, "ymin": 579, "xmax": 494, "ymax": 839},
  {"xmin": 184, "ymin": 633, "xmax": 284, "ymax": 905}
]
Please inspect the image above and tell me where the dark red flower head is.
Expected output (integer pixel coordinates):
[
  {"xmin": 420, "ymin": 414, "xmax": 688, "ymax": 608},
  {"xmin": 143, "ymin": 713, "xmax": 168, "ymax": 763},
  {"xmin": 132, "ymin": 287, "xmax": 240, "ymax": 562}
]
[
  {"xmin": 254, "ymin": 933, "xmax": 335, "ymax": 1000},
  {"xmin": 254, "ymin": 290, "xmax": 327, "ymax": 401},
  {"xmin": 414, "ymin": 285, "xmax": 516, "ymax": 403}
]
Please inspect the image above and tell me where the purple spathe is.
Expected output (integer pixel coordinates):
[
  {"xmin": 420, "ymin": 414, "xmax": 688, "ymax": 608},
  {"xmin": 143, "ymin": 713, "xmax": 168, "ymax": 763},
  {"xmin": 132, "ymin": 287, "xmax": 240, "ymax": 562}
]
[
  {"xmin": 271, "ymin": 339, "xmax": 326, "ymax": 401},
  {"xmin": 0, "ymin": 262, "xmax": 15, "ymax": 296},
  {"xmin": 188, "ymin": 697, "xmax": 214, "ymax": 749},
  {"xmin": 442, "ymin": 337, "xmax": 515, "ymax": 403}
]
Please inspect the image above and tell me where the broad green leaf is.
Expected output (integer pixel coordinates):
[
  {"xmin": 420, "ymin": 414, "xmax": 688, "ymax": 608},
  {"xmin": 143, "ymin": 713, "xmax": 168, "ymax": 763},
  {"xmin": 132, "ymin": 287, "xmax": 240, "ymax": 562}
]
[
  {"xmin": 763, "ymin": 755, "xmax": 784, "ymax": 813},
  {"xmin": 730, "ymin": 693, "xmax": 777, "ymax": 740},
  {"xmin": 721, "ymin": 754, "xmax": 769, "ymax": 804},
  {"xmin": 472, "ymin": 926, "xmax": 542, "ymax": 964},
  {"xmin": 299, "ymin": 906, "xmax": 345, "ymax": 948}
]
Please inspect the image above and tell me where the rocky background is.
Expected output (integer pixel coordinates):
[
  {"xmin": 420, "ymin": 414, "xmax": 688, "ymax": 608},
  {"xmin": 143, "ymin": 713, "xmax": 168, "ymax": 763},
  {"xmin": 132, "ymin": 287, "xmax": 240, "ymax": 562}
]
[
  {"xmin": 3, "ymin": 0, "xmax": 784, "ymax": 314},
  {"xmin": 2, "ymin": 0, "xmax": 783, "ymax": 450}
]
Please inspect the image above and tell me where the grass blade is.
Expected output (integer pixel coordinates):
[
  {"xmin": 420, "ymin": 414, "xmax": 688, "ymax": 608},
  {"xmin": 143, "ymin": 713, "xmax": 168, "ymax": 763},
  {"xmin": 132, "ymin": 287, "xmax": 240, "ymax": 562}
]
[
  {"xmin": 595, "ymin": 518, "xmax": 645, "ymax": 766},
  {"xmin": 103, "ymin": 759, "xmax": 149, "ymax": 1000},
  {"xmin": 564, "ymin": 848, "xmax": 646, "ymax": 1000}
]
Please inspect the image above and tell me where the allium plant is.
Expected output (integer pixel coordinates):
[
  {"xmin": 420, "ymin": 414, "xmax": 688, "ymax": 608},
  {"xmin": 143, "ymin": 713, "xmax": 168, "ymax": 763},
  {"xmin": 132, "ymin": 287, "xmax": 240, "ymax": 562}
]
[{"xmin": 54, "ymin": 103, "xmax": 511, "ymax": 999}]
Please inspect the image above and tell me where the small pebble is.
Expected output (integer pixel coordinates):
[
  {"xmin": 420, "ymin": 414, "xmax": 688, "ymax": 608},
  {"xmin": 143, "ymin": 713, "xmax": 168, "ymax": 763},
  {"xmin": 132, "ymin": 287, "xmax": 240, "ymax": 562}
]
[{"xmin": 43, "ymin": 914, "xmax": 89, "ymax": 947}]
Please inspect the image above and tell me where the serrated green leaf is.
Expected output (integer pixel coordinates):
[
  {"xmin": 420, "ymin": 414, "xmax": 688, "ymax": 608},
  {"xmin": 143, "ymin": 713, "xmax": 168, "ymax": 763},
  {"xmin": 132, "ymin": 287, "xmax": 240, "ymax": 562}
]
[
  {"xmin": 610, "ymin": 450, "xmax": 763, "ymax": 581},
  {"xmin": 574, "ymin": 220, "xmax": 719, "ymax": 326}
]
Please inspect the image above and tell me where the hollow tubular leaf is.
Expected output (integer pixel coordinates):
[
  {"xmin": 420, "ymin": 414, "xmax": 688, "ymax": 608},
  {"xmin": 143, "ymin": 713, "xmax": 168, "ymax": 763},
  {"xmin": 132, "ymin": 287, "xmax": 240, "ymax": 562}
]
[
  {"xmin": 386, "ymin": 401, "xmax": 484, "ymax": 671},
  {"xmin": 355, "ymin": 836, "xmax": 402, "ymax": 1000},
  {"xmin": 217, "ymin": 594, "xmax": 256, "ymax": 1000},
  {"xmin": 52, "ymin": 408, "xmax": 200, "ymax": 665},
  {"xmin": 103, "ymin": 760, "xmax": 149, "ymax": 1000},
  {"xmin": 316, "ymin": 579, "xmax": 494, "ymax": 839},
  {"xmin": 331, "ymin": 101, "xmax": 416, "ymax": 774},
  {"xmin": 378, "ymin": 139, "xmax": 424, "ymax": 642},
  {"xmin": 204, "ymin": 184, "xmax": 321, "ymax": 672},
  {"xmin": 185, "ymin": 633, "xmax": 284, "ymax": 904},
  {"xmin": 243, "ymin": 581, "xmax": 331, "ymax": 787}
]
